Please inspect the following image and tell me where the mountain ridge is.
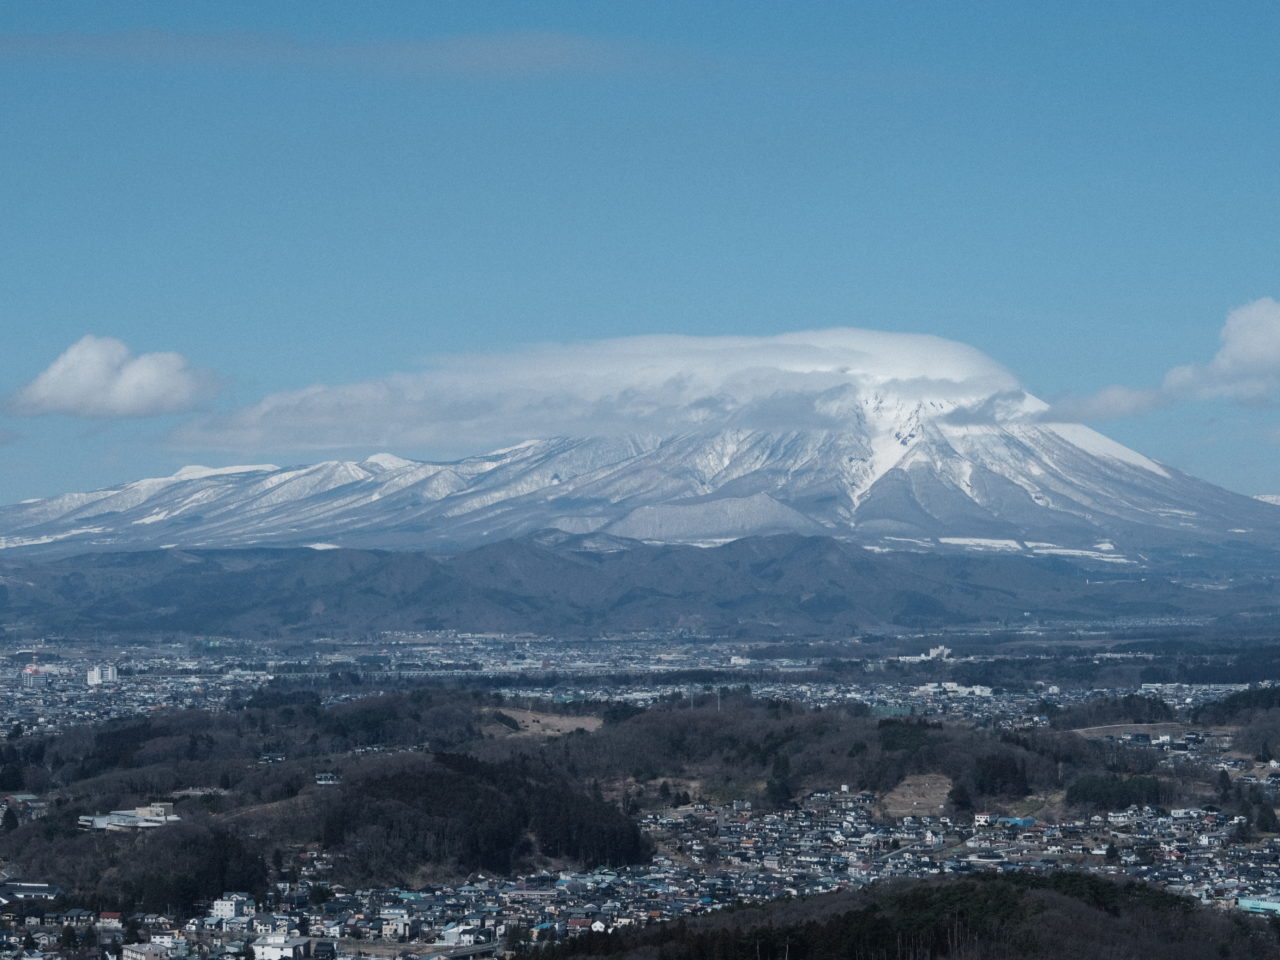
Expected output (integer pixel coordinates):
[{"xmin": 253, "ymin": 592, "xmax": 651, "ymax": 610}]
[
  {"xmin": 2, "ymin": 533, "xmax": 1277, "ymax": 637},
  {"xmin": 3, "ymin": 405, "xmax": 1279, "ymax": 560}
]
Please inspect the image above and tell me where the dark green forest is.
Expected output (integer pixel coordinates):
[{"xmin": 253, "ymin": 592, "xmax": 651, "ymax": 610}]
[{"xmin": 538, "ymin": 872, "xmax": 1280, "ymax": 960}]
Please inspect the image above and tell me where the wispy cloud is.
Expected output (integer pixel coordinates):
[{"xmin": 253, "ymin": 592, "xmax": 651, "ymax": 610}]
[
  {"xmin": 1046, "ymin": 384, "xmax": 1168, "ymax": 422},
  {"xmin": 174, "ymin": 329, "xmax": 1023, "ymax": 453},
  {"xmin": 1048, "ymin": 298, "xmax": 1280, "ymax": 422},
  {"xmin": 0, "ymin": 29, "xmax": 639, "ymax": 79},
  {"xmin": 11, "ymin": 335, "xmax": 211, "ymax": 419}
]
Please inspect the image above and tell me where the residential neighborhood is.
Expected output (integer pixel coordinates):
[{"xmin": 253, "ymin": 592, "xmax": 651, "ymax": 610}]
[
  {"xmin": 7, "ymin": 769, "xmax": 1280, "ymax": 960},
  {"xmin": 4, "ymin": 629, "xmax": 1280, "ymax": 958}
]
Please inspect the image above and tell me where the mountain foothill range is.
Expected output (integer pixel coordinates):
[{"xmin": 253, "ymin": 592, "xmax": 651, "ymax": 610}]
[{"xmin": 2, "ymin": 384, "xmax": 1279, "ymax": 637}]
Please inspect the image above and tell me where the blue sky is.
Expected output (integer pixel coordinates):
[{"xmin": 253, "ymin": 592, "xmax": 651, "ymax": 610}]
[{"xmin": 2, "ymin": 1, "xmax": 1279, "ymax": 501}]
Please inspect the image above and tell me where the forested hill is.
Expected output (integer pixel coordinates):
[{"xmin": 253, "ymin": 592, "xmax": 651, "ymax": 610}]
[
  {"xmin": 3, "ymin": 535, "xmax": 1278, "ymax": 638},
  {"xmin": 541, "ymin": 872, "xmax": 1280, "ymax": 960},
  {"xmin": 0, "ymin": 689, "xmax": 648, "ymax": 913}
]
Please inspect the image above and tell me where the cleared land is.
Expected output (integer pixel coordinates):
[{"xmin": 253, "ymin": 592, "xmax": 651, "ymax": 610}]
[
  {"xmin": 499, "ymin": 708, "xmax": 603, "ymax": 736},
  {"xmin": 879, "ymin": 773, "xmax": 952, "ymax": 818}
]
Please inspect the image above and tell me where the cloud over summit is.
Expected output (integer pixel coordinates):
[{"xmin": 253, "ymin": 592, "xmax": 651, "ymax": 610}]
[{"xmin": 176, "ymin": 328, "xmax": 1025, "ymax": 453}]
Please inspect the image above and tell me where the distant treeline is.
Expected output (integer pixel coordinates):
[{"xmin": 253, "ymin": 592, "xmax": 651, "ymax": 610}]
[
  {"xmin": 1064, "ymin": 774, "xmax": 1166, "ymax": 809},
  {"xmin": 1046, "ymin": 694, "xmax": 1174, "ymax": 730},
  {"xmin": 1194, "ymin": 687, "xmax": 1280, "ymax": 763},
  {"xmin": 1195, "ymin": 687, "xmax": 1280, "ymax": 725}
]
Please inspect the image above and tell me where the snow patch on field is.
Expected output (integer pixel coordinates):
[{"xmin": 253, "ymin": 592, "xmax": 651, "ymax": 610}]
[
  {"xmin": 0, "ymin": 527, "xmax": 107, "ymax": 549},
  {"xmin": 938, "ymin": 537, "xmax": 1023, "ymax": 551}
]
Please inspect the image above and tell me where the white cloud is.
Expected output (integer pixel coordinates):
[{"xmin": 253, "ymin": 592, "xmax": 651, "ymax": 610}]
[
  {"xmin": 1044, "ymin": 384, "xmax": 1167, "ymax": 422},
  {"xmin": 1173, "ymin": 297, "xmax": 1280, "ymax": 402},
  {"xmin": 1046, "ymin": 298, "xmax": 1280, "ymax": 422},
  {"xmin": 12, "ymin": 335, "xmax": 207, "ymax": 419},
  {"xmin": 175, "ymin": 328, "xmax": 1025, "ymax": 452}
]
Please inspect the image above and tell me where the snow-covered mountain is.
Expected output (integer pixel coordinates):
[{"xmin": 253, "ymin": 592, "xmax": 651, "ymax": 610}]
[{"xmin": 4, "ymin": 389, "xmax": 1279, "ymax": 561}]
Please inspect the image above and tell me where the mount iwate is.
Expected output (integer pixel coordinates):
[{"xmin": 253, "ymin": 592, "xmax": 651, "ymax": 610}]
[
  {"xmin": 7, "ymin": 324, "xmax": 1280, "ymax": 636},
  {"xmin": 7, "ymin": 326, "xmax": 1280, "ymax": 568},
  {"xmin": 4, "ymin": 404, "xmax": 1278, "ymax": 563}
]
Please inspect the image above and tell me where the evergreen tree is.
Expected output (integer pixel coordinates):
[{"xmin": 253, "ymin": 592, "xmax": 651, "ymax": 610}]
[
  {"xmin": 505, "ymin": 924, "xmax": 529, "ymax": 952},
  {"xmin": 1259, "ymin": 803, "xmax": 1280, "ymax": 833},
  {"xmin": 948, "ymin": 781, "xmax": 974, "ymax": 813}
]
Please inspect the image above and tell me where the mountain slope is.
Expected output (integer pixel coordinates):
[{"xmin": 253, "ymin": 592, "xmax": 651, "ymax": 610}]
[{"xmin": 3, "ymin": 402, "xmax": 1279, "ymax": 559}]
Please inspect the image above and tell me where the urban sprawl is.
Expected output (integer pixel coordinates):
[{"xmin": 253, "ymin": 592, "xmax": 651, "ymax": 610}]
[{"xmin": 3, "ymin": 630, "xmax": 1280, "ymax": 960}]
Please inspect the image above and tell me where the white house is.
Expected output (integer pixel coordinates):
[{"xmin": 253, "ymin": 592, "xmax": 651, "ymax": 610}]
[
  {"xmin": 251, "ymin": 935, "xmax": 311, "ymax": 960},
  {"xmin": 211, "ymin": 893, "xmax": 256, "ymax": 919}
]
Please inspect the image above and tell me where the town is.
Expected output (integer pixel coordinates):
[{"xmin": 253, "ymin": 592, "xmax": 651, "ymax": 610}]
[
  {"xmin": 2, "ymin": 627, "xmax": 1280, "ymax": 959},
  {"xmin": 0, "ymin": 628, "xmax": 1254, "ymax": 738},
  {"xmin": 8, "ymin": 775, "xmax": 1280, "ymax": 960}
]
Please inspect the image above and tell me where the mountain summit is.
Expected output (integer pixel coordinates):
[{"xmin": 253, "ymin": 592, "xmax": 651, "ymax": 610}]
[{"xmin": 4, "ymin": 394, "xmax": 1278, "ymax": 561}]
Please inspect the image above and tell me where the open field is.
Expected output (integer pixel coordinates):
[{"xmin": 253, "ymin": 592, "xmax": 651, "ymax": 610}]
[
  {"xmin": 879, "ymin": 774, "xmax": 951, "ymax": 819},
  {"xmin": 499, "ymin": 708, "xmax": 603, "ymax": 736}
]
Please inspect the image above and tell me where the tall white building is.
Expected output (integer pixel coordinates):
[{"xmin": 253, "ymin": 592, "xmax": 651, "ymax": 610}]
[
  {"xmin": 87, "ymin": 664, "xmax": 118, "ymax": 686},
  {"xmin": 211, "ymin": 892, "xmax": 255, "ymax": 919}
]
